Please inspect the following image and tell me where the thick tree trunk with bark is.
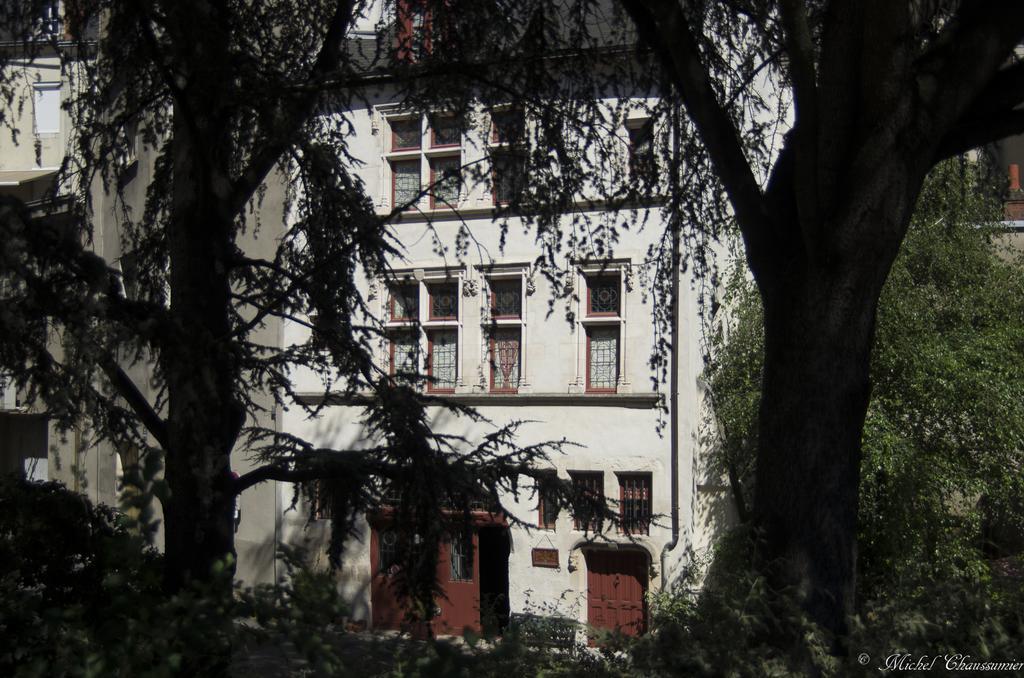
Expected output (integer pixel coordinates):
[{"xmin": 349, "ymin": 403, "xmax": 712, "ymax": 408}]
[
  {"xmin": 752, "ymin": 265, "xmax": 881, "ymax": 639},
  {"xmin": 161, "ymin": 90, "xmax": 243, "ymax": 592}
]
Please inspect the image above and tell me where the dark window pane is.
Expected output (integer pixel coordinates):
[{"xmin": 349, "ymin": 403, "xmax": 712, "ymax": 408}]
[
  {"xmin": 570, "ymin": 471, "xmax": 604, "ymax": 531},
  {"xmin": 490, "ymin": 279, "xmax": 521, "ymax": 318},
  {"xmin": 428, "ymin": 283, "xmax": 458, "ymax": 319},
  {"xmin": 450, "ymin": 532, "xmax": 472, "ymax": 581},
  {"xmin": 431, "ymin": 156, "xmax": 461, "ymax": 206},
  {"xmin": 432, "ymin": 116, "xmax": 461, "ymax": 147},
  {"xmin": 391, "ymin": 118, "xmax": 421, "ymax": 150},
  {"xmin": 619, "ymin": 474, "xmax": 651, "ymax": 535}
]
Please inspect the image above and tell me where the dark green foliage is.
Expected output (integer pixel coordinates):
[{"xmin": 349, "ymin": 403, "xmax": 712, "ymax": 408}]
[
  {"xmin": 705, "ymin": 158, "xmax": 1024, "ymax": 599},
  {"xmin": 0, "ymin": 476, "xmax": 352, "ymax": 677}
]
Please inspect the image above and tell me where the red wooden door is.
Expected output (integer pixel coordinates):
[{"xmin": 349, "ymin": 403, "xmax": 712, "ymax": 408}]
[
  {"xmin": 585, "ymin": 549, "xmax": 648, "ymax": 636},
  {"xmin": 433, "ymin": 531, "xmax": 481, "ymax": 634}
]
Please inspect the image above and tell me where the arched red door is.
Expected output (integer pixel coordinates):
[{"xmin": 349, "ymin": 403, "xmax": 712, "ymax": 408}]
[{"xmin": 585, "ymin": 549, "xmax": 648, "ymax": 636}]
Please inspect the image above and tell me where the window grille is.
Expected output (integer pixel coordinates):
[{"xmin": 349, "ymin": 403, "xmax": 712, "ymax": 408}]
[
  {"xmin": 450, "ymin": 532, "xmax": 473, "ymax": 582},
  {"xmin": 538, "ymin": 472, "xmax": 559, "ymax": 530},
  {"xmin": 570, "ymin": 471, "xmax": 604, "ymax": 531},
  {"xmin": 619, "ymin": 474, "xmax": 651, "ymax": 535}
]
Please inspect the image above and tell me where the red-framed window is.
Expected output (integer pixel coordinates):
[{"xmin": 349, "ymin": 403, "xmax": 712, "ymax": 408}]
[
  {"xmin": 389, "ymin": 331, "xmax": 419, "ymax": 380},
  {"xmin": 389, "ymin": 284, "xmax": 418, "ymax": 321},
  {"xmin": 586, "ymin": 326, "xmax": 619, "ymax": 393},
  {"xmin": 570, "ymin": 471, "xmax": 604, "ymax": 531},
  {"xmin": 429, "ymin": 156, "xmax": 461, "ymax": 209},
  {"xmin": 390, "ymin": 118, "xmax": 422, "ymax": 151},
  {"xmin": 430, "ymin": 115, "xmax": 461, "ymax": 148},
  {"xmin": 586, "ymin": 275, "xmax": 620, "ymax": 316},
  {"xmin": 490, "ymin": 109, "xmax": 524, "ymax": 145},
  {"xmin": 627, "ymin": 119, "xmax": 655, "ymax": 181},
  {"xmin": 378, "ymin": 529, "xmax": 399, "ymax": 574},
  {"xmin": 396, "ymin": 0, "xmax": 432, "ymax": 62},
  {"xmin": 391, "ymin": 159, "xmax": 421, "ymax": 210},
  {"xmin": 427, "ymin": 283, "xmax": 457, "ymax": 320},
  {"xmin": 489, "ymin": 327, "xmax": 520, "ymax": 393},
  {"xmin": 618, "ymin": 474, "xmax": 651, "ymax": 535},
  {"xmin": 537, "ymin": 471, "xmax": 559, "ymax": 530},
  {"xmin": 426, "ymin": 329, "xmax": 457, "ymax": 392},
  {"xmin": 492, "ymin": 152, "xmax": 525, "ymax": 206},
  {"xmin": 489, "ymin": 279, "xmax": 521, "ymax": 319}
]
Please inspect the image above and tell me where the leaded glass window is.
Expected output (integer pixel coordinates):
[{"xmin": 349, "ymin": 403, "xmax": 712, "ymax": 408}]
[
  {"xmin": 391, "ymin": 332, "xmax": 419, "ymax": 379},
  {"xmin": 489, "ymin": 279, "xmax": 521, "ymax": 318},
  {"xmin": 587, "ymin": 276, "xmax": 620, "ymax": 315},
  {"xmin": 392, "ymin": 160, "xmax": 421, "ymax": 208},
  {"xmin": 391, "ymin": 118, "xmax": 421, "ymax": 150},
  {"xmin": 428, "ymin": 284, "xmax": 457, "ymax": 319},
  {"xmin": 428, "ymin": 330, "xmax": 457, "ymax": 391},
  {"xmin": 431, "ymin": 116, "xmax": 461, "ymax": 147},
  {"xmin": 390, "ymin": 284, "xmax": 418, "ymax": 320},
  {"xmin": 450, "ymin": 531, "xmax": 472, "ymax": 582},
  {"xmin": 490, "ymin": 328, "xmax": 520, "ymax": 392},
  {"xmin": 430, "ymin": 156, "xmax": 461, "ymax": 207},
  {"xmin": 587, "ymin": 326, "xmax": 618, "ymax": 391}
]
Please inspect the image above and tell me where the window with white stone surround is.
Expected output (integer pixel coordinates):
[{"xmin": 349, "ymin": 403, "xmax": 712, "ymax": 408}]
[
  {"xmin": 480, "ymin": 268, "xmax": 529, "ymax": 393},
  {"xmin": 383, "ymin": 112, "xmax": 464, "ymax": 213},
  {"xmin": 574, "ymin": 264, "xmax": 629, "ymax": 394},
  {"xmin": 383, "ymin": 271, "xmax": 464, "ymax": 391}
]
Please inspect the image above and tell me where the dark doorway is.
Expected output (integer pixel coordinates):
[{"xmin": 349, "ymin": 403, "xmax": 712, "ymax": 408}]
[{"xmin": 477, "ymin": 526, "xmax": 511, "ymax": 635}]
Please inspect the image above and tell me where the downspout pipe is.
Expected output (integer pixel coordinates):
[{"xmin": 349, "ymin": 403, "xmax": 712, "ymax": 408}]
[{"xmin": 660, "ymin": 90, "xmax": 682, "ymax": 589}]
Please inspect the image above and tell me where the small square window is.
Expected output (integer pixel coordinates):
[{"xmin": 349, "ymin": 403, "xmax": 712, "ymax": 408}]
[
  {"xmin": 489, "ymin": 327, "xmax": 520, "ymax": 393},
  {"xmin": 427, "ymin": 329, "xmax": 457, "ymax": 392},
  {"xmin": 619, "ymin": 474, "xmax": 651, "ymax": 535},
  {"xmin": 431, "ymin": 115, "xmax": 461, "ymax": 147},
  {"xmin": 392, "ymin": 159, "xmax": 422, "ymax": 209},
  {"xmin": 587, "ymin": 276, "xmax": 620, "ymax": 316},
  {"xmin": 391, "ymin": 118, "xmax": 422, "ymax": 151},
  {"xmin": 430, "ymin": 156, "xmax": 461, "ymax": 208},
  {"xmin": 390, "ymin": 284, "xmax": 419, "ymax": 321},
  {"xmin": 570, "ymin": 471, "xmax": 604, "ymax": 532},
  {"xmin": 428, "ymin": 283, "xmax": 458, "ymax": 320},
  {"xmin": 489, "ymin": 279, "xmax": 521, "ymax": 318},
  {"xmin": 587, "ymin": 326, "xmax": 619, "ymax": 392},
  {"xmin": 491, "ymin": 109, "xmax": 524, "ymax": 145},
  {"xmin": 537, "ymin": 472, "xmax": 559, "ymax": 530}
]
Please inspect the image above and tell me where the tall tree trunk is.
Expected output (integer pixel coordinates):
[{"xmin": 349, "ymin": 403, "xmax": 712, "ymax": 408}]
[
  {"xmin": 161, "ymin": 99, "xmax": 242, "ymax": 593},
  {"xmin": 752, "ymin": 259, "xmax": 886, "ymax": 644}
]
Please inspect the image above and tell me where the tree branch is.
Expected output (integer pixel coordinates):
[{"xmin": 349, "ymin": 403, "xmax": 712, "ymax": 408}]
[
  {"xmin": 229, "ymin": 0, "xmax": 357, "ymax": 214},
  {"xmin": 100, "ymin": 359, "xmax": 169, "ymax": 450},
  {"xmin": 619, "ymin": 0, "xmax": 768, "ymax": 243},
  {"xmin": 934, "ymin": 109, "xmax": 1024, "ymax": 162}
]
